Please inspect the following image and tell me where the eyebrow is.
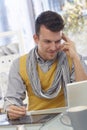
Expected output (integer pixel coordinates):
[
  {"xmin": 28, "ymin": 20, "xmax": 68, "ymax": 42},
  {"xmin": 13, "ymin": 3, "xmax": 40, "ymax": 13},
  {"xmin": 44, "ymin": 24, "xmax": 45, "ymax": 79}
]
[
  {"xmin": 43, "ymin": 39, "xmax": 61, "ymax": 42},
  {"xmin": 55, "ymin": 39, "xmax": 61, "ymax": 43}
]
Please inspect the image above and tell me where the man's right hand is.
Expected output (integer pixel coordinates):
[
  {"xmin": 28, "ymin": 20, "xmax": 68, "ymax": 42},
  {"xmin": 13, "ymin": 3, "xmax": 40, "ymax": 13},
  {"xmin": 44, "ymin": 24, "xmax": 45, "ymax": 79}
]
[{"xmin": 6, "ymin": 105, "xmax": 26, "ymax": 120}]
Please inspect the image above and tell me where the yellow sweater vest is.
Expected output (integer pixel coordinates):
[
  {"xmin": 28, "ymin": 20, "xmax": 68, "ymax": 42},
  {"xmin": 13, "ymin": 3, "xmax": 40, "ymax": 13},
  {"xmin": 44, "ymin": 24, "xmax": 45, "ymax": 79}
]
[{"xmin": 19, "ymin": 54, "xmax": 72, "ymax": 111}]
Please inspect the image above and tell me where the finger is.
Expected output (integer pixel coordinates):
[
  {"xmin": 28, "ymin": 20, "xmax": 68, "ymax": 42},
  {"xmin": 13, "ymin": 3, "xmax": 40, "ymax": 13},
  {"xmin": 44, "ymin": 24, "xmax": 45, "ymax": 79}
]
[
  {"xmin": 13, "ymin": 106, "xmax": 26, "ymax": 111},
  {"xmin": 9, "ymin": 105, "xmax": 26, "ymax": 111},
  {"xmin": 8, "ymin": 112, "xmax": 25, "ymax": 120},
  {"xmin": 7, "ymin": 109, "xmax": 26, "ymax": 120},
  {"xmin": 7, "ymin": 106, "xmax": 26, "ymax": 116},
  {"xmin": 62, "ymin": 33, "xmax": 71, "ymax": 42},
  {"xmin": 61, "ymin": 47, "xmax": 69, "ymax": 52},
  {"xmin": 60, "ymin": 42, "xmax": 69, "ymax": 49},
  {"xmin": 8, "ymin": 109, "xmax": 26, "ymax": 115}
]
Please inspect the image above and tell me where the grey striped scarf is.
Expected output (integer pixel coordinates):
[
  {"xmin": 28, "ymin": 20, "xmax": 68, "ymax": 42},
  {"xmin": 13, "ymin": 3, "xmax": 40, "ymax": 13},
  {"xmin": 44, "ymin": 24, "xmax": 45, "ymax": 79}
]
[{"xmin": 27, "ymin": 47, "xmax": 70, "ymax": 99}]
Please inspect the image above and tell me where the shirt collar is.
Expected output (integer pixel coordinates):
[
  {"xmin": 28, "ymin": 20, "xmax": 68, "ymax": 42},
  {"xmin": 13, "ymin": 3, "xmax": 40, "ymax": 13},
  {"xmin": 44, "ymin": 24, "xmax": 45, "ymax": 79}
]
[{"xmin": 35, "ymin": 47, "xmax": 57, "ymax": 64}]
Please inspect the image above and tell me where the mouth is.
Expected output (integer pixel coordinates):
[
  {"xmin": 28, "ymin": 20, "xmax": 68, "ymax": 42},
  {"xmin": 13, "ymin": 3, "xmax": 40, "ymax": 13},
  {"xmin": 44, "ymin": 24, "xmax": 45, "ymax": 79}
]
[
  {"xmin": 48, "ymin": 51, "xmax": 57, "ymax": 57},
  {"xmin": 49, "ymin": 50, "xmax": 58, "ymax": 54}
]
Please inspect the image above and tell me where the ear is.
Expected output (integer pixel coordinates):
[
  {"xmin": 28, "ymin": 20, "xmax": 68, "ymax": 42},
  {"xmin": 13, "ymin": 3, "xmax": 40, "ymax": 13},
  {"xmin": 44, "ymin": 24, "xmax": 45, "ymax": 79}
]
[{"xmin": 33, "ymin": 34, "xmax": 39, "ymax": 45}]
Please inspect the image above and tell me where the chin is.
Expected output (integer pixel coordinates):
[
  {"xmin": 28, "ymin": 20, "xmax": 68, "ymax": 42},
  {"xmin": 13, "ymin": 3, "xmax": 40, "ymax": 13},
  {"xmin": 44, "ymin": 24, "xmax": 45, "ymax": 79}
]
[
  {"xmin": 48, "ymin": 57, "xmax": 55, "ymax": 60},
  {"xmin": 45, "ymin": 54, "xmax": 57, "ymax": 60}
]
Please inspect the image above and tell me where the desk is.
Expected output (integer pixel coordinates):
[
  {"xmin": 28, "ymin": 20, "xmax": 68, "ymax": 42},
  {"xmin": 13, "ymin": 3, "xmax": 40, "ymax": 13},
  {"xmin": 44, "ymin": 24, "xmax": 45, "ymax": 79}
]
[
  {"xmin": 0, "ymin": 113, "xmax": 73, "ymax": 130},
  {"xmin": 40, "ymin": 114, "xmax": 73, "ymax": 130}
]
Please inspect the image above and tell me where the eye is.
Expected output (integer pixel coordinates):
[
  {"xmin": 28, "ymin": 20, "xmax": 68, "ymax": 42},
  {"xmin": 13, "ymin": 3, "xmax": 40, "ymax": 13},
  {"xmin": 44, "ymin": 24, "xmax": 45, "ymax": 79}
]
[
  {"xmin": 55, "ymin": 40, "xmax": 61, "ymax": 44},
  {"xmin": 45, "ymin": 40, "xmax": 51, "ymax": 44}
]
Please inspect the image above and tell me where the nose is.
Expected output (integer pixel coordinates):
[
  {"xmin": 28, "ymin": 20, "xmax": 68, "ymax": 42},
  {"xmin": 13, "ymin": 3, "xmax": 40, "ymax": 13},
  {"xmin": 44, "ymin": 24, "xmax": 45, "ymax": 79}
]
[
  {"xmin": 50, "ymin": 42, "xmax": 59, "ymax": 50},
  {"xmin": 50, "ymin": 42, "xmax": 56, "ymax": 50}
]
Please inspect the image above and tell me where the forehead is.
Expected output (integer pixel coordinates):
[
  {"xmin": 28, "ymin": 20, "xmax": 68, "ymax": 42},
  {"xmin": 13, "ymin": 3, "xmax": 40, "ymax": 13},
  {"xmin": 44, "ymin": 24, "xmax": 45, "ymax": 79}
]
[{"xmin": 39, "ymin": 25, "xmax": 62, "ymax": 39}]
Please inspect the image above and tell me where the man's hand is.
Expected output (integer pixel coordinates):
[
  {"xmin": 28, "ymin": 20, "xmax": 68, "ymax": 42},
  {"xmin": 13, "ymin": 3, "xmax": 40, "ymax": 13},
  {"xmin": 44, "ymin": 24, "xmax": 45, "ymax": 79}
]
[
  {"xmin": 60, "ymin": 33, "xmax": 87, "ymax": 81},
  {"xmin": 60, "ymin": 33, "xmax": 78, "ymax": 59},
  {"xmin": 6, "ymin": 105, "xmax": 26, "ymax": 120}
]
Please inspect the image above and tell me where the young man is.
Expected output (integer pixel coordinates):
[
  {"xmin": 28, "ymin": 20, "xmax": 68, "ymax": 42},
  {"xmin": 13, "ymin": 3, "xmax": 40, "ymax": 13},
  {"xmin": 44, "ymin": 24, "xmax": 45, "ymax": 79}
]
[{"xmin": 4, "ymin": 11, "xmax": 87, "ymax": 120}]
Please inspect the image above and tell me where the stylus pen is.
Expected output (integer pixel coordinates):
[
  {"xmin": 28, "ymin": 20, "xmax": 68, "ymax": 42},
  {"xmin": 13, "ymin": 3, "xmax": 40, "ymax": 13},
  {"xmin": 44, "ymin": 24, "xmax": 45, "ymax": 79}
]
[{"xmin": 5, "ymin": 97, "xmax": 27, "ymax": 107}]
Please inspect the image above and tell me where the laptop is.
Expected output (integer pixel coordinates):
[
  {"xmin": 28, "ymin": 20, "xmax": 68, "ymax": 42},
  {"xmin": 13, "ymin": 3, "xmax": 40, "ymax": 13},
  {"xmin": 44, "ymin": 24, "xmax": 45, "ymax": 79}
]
[{"xmin": 66, "ymin": 80, "xmax": 87, "ymax": 107}]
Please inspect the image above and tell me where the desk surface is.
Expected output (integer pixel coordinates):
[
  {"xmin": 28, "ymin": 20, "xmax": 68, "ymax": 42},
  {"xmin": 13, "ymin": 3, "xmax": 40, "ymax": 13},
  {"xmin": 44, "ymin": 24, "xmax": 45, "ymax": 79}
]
[{"xmin": 40, "ymin": 113, "xmax": 73, "ymax": 130}]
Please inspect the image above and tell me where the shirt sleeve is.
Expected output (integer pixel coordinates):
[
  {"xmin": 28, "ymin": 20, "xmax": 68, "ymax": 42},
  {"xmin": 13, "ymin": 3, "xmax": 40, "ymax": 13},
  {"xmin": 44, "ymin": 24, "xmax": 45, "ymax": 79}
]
[
  {"xmin": 70, "ymin": 54, "xmax": 87, "ymax": 83},
  {"xmin": 4, "ymin": 58, "xmax": 27, "ymax": 111},
  {"xmin": 80, "ymin": 55, "xmax": 87, "ymax": 74}
]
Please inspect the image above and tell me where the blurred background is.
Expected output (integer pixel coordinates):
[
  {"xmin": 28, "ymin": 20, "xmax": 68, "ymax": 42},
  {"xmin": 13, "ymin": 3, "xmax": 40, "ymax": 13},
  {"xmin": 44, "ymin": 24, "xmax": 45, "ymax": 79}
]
[{"xmin": 0, "ymin": 0, "xmax": 87, "ymax": 55}]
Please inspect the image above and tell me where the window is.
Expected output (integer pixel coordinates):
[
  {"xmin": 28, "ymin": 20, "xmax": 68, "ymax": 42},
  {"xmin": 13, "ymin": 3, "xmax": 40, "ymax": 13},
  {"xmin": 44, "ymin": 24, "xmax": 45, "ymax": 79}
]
[{"xmin": 0, "ymin": 0, "xmax": 35, "ymax": 53}]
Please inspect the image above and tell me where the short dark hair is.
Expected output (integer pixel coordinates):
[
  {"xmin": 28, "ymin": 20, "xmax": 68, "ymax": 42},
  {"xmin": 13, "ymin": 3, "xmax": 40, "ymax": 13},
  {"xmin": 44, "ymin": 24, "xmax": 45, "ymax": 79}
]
[{"xmin": 35, "ymin": 10, "xmax": 64, "ymax": 35}]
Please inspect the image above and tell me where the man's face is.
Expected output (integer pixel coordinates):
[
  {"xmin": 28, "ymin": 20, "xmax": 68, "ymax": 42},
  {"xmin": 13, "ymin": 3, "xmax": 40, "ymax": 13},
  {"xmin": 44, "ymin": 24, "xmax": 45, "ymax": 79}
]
[{"xmin": 33, "ymin": 25, "xmax": 62, "ymax": 60}]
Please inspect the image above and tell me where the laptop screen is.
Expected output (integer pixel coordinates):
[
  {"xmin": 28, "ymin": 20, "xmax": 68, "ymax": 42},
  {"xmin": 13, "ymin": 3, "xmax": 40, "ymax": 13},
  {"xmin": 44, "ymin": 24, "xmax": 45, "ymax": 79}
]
[{"xmin": 66, "ymin": 80, "xmax": 87, "ymax": 107}]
